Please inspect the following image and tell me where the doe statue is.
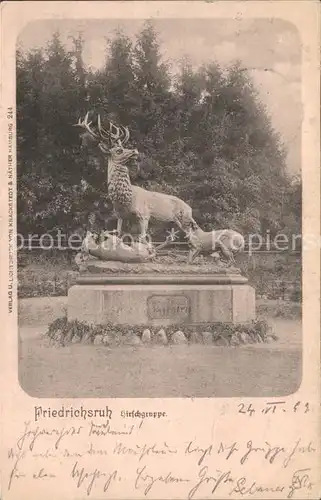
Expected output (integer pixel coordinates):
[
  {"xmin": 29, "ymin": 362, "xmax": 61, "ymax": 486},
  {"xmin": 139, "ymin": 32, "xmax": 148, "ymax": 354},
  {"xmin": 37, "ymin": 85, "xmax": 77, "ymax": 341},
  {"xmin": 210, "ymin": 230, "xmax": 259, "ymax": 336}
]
[
  {"xmin": 75, "ymin": 112, "xmax": 197, "ymax": 241},
  {"xmin": 185, "ymin": 222, "xmax": 245, "ymax": 265},
  {"xmin": 75, "ymin": 229, "xmax": 177, "ymax": 267}
]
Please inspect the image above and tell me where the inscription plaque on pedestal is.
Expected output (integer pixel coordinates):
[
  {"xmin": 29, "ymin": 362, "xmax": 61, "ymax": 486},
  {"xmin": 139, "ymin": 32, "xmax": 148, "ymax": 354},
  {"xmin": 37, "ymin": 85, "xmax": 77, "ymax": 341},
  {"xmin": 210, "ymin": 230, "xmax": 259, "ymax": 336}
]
[{"xmin": 147, "ymin": 295, "xmax": 190, "ymax": 321}]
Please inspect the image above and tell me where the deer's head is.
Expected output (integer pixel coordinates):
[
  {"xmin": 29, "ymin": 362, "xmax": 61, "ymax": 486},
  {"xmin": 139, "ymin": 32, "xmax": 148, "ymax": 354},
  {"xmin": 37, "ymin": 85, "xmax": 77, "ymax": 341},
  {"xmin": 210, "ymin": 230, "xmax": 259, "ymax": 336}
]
[{"xmin": 74, "ymin": 112, "xmax": 139, "ymax": 165}]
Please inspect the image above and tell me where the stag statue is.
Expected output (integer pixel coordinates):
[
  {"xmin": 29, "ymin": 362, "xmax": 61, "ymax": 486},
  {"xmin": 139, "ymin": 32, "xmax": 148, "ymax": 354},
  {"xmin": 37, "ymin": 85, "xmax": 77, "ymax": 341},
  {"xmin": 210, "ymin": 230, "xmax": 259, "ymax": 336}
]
[{"xmin": 74, "ymin": 112, "xmax": 197, "ymax": 241}]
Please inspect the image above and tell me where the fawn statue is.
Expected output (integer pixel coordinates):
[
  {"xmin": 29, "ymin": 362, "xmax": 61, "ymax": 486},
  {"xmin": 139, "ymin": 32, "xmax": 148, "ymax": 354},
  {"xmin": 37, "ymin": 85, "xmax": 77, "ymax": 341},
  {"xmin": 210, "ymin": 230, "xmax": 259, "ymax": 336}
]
[{"xmin": 74, "ymin": 112, "xmax": 196, "ymax": 240}]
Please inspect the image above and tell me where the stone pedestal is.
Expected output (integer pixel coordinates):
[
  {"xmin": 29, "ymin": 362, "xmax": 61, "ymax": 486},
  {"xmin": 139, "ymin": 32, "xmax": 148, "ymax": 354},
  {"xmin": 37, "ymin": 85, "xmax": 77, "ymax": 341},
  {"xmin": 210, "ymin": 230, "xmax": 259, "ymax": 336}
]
[{"xmin": 68, "ymin": 269, "xmax": 255, "ymax": 326}]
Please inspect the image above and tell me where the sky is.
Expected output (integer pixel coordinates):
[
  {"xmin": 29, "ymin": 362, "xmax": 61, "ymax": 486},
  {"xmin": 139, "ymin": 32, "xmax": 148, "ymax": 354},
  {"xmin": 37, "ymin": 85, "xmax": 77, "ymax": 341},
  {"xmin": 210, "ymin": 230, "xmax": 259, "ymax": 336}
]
[{"xmin": 18, "ymin": 18, "xmax": 302, "ymax": 174}]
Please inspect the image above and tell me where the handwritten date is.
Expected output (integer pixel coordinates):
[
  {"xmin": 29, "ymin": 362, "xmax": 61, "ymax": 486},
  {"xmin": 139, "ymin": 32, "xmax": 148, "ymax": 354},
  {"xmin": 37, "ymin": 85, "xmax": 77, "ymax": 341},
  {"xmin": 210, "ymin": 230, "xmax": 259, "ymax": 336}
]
[{"xmin": 238, "ymin": 401, "xmax": 310, "ymax": 416}]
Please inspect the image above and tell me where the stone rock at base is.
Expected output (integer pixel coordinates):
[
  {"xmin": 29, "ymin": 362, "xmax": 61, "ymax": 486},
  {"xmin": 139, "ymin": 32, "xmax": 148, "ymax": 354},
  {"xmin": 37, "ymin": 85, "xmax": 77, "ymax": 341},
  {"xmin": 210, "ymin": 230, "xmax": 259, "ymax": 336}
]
[
  {"xmin": 230, "ymin": 334, "xmax": 240, "ymax": 346},
  {"xmin": 123, "ymin": 332, "xmax": 142, "ymax": 346},
  {"xmin": 189, "ymin": 331, "xmax": 203, "ymax": 344},
  {"xmin": 53, "ymin": 329, "xmax": 63, "ymax": 342},
  {"xmin": 142, "ymin": 329, "xmax": 151, "ymax": 343},
  {"xmin": 214, "ymin": 336, "xmax": 229, "ymax": 347},
  {"xmin": 71, "ymin": 335, "xmax": 81, "ymax": 343},
  {"xmin": 238, "ymin": 332, "xmax": 252, "ymax": 344},
  {"xmin": 172, "ymin": 330, "xmax": 188, "ymax": 345},
  {"xmin": 202, "ymin": 331, "xmax": 213, "ymax": 345},
  {"xmin": 154, "ymin": 328, "xmax": 168, "ymax": 345},
  {"xmin": 94, "ymin": 334, "xmax": 103, "ymax": 345},
  {"xmin": 64, "ymin": 329, "xmax": 74, "ymax": 343},
  {"xmin": 102, "ymin": 334, "xmax": 112, "ymax": 346},
  {"xmin": 82, "ymin": 332, "xmax": 93, "ymax": 344},
  {"xmin": 264, "ymin": 335, "xmax": 275, "ymax": 344},
  {"xmin": 112, "ymin": 333, "xmax": 123, "ymax": 346}
]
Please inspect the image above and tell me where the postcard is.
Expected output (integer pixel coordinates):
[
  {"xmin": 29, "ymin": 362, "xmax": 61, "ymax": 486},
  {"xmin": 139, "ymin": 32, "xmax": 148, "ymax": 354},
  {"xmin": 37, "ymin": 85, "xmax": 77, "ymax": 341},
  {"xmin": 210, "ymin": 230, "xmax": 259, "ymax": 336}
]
[{"xmin": 0, "ymin": 1, "xmax": 320, "ymax": 499}]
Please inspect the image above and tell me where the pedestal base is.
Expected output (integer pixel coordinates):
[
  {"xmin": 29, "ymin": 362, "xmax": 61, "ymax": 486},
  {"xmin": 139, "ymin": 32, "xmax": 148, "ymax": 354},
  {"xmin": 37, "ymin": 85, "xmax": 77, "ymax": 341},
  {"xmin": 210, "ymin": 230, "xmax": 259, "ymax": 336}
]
[{"xmin": 68, "ymin": 275, "xmax": 255, "ymax": 326}]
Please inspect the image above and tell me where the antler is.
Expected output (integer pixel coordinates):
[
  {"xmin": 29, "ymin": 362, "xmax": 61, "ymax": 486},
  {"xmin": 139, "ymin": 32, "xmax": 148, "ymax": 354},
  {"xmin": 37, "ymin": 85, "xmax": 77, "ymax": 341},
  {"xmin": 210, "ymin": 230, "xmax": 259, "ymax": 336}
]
[
  {"xmin": 74, "ymin": 111, "xmax": 131, "ymax": 147},
  {"xmin": 97, "ymin": 114, "xmax": 120, "ymax": 142},
  {"xmin": 73, "ymin": 112, "xmax": 100, "ymax": 140},
  {"xmin": 97, "ymin": 114, "xmax": 130, "ymax": 146},
  {"xmin": 119, "ymin": 125, "xmax": 130, "ymax": 145}
]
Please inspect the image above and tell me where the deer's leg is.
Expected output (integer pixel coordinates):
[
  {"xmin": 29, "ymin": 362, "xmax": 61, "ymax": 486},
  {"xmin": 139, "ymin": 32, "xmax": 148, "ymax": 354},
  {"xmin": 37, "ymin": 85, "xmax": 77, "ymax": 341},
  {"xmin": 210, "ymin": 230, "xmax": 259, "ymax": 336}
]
[
  {"xmin": 228, "ymin": 253, "xmax": 236, "ymax": 266},
  {"xmin": 116, "ymin": 217, "xmax": 123, "ymax": 236},
  {"xmin": 138, "ymin": 217, "xmax": 150, "ymax": 242},
  {"xmin": 216, "ymin": 241, "xmax": 234, "ymax": 266},
  {"xmin": 173, "ymin": 215, "xmax": 183, "ymax": 232},
  {"xmin": 188, "ymin": 247, "xmax": 200, "ymax": 264}
]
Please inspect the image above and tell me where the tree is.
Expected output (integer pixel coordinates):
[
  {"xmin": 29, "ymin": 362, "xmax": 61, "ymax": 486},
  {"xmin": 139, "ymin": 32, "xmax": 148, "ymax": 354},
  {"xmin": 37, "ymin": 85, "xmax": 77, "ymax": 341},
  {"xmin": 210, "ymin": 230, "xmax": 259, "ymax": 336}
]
[
  {"xmin": 17, "ymin": 47, "xmax": 46, "ymax": 231},
  {"xmin": 277, "ymin": 176, "xmax": 302, "ymax": 242},
  {"xmin": 16, "ymin": 22, "xmax": 298, "ymax": 241},
  {"xmin": 87, "ymin": 31, "xmax": 136, "ymax": 126},
  {"xmin": 17, "ymin": 32, "xmax": 100, "ymax": 235},
  {"xmin": 132, "ymin": 21, "xmax": 172, "ymax": 152},
  {"xmin": 166, "ymin": 60, "xmax": 290, "ymax": 234}
]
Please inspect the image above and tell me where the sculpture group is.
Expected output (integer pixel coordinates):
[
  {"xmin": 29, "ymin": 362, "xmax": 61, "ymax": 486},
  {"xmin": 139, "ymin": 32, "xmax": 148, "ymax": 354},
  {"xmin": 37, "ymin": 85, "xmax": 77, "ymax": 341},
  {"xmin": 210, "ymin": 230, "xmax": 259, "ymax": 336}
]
[{"xmin": 74, "ymin": 112, "xmax": 244, "ymax": 267}]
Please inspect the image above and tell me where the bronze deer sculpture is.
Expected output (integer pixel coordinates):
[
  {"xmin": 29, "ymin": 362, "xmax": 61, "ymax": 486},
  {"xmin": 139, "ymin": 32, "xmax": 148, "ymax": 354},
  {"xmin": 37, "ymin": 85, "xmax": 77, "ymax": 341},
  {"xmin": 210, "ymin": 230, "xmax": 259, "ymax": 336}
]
[{"xmin": 75, "ymin": 112, "xmax": 197, "ymax": 241}]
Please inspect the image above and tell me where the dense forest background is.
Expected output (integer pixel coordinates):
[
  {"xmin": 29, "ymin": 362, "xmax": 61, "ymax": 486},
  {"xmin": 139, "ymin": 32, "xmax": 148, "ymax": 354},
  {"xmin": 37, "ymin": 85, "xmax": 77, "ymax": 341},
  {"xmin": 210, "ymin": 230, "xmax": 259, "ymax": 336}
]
[{"xmin": 17, "ymin": 20, "xmax": 301, "ymax": 241}]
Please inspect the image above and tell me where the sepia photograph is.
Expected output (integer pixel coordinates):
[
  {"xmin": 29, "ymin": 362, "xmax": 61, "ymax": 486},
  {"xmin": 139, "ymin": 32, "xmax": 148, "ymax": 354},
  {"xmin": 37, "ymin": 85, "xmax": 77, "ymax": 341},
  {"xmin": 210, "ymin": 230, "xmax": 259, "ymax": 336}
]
[
  {"xmin": 1, "ymin": 3, "xmax": 320, "ymax": 500},
  {"xmin": 17, "ymin": 16, "xmax": 302, "ymax": 398}
]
